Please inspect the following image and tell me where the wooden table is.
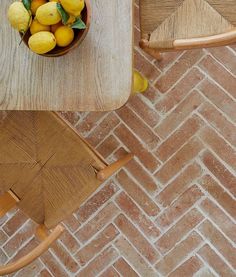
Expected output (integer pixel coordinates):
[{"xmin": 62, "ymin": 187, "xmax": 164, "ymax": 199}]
[{"xmin": 0, "ymin": 0, "xmax": 133, "ymax": 111}]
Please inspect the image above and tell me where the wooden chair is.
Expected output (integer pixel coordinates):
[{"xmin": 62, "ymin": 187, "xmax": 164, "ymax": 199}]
[
  {"xmin": 0, "ymin": 111, "xmax": 133, "ymax": 275},
  {"xmin": 139, "ymin": 0, "xmax": 236, "ymax": 60}
]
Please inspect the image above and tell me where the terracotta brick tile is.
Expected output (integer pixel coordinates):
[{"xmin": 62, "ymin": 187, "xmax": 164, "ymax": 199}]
[
  {"xmin": 199, "ymin": 55, "xmax": 236, "ymax": 98},
  {"xmin": 51, "ymin": 241, "xmax": 79, "ymax": 273},
  {"xmin": 41, "ymin": 250, "xmax": 70, "ymax": 277},
  {"xmin": 114, "ymin": 236, "xmax": 157, "ymax": 277},
  {"xmin": 198, "ymin": 220, "xmax": 236, "ymax": 268},
  {"xmin": 59, "ymin": 111, "xmax": 80, "ymax": 126},
  {"xmin": 76, "ymin": 111, "xmax": 107, "ymax": 136},
  {"xmin": 168, "ymin": 256, "xmax": 203, "ymax": 277},
  {"xmin": 76, "ymin": 202, "xmax": 120, "ymax": 243},
  {"xmin": 59, "ymin": 229, "xmax": 80, "ymax": 255},
  {"xmin": 208, "ymin": 47, "xmax": 236, "ymax": 74},
  {"xmin": 156, "ymin": 162, "xmax": 202, "ymax": 207},
  {"xmin": 99, "ymin": 266, "xmax": 120, "ymax": 277},
  {"xmin": 0, "ymin": 248, "xmax": 7, "ymax": 264},
  {"xmin": 76, "ymin": 182, "xmax": 119, "ymax": 223},
  {"xmin": 116, "ymin": 170, "xmax": 160, "ymax": 216},
  {"xmin": 2, "ymin": 210, "xmax": 28, "ymax": 237},
  {"xmin": 155, "ymin": 49, "xmax": 204, "ymax": 93},
  {"xmin": 199, "ymin": 79, "xmax": 236, "ymax": 123},
  {"xmin": 199, "ymin": 102, "xmax": 236, "ymax": 147},
  {"xmin": 134, "ymin": 50, "xmax": 161, "ymax": 82},
  {"xmin": 3, "ymin": 220, "xmax": 36, "ymax": 257},
  {"xmin": 114, "ymin": 214, "xmax": 160, "ymax": 264},
  {"xmin": 114, "ymin": 148, "xmax": 159, "ymax": 194},
  {"xmin": 199, "ymin": 126, "xmax": 236, "ymax": 171},
  {"xmin": 199, "ymin": 175, "xmax": 236, "ymax": 220},
  {"xmin": 116, "ymin": 105, "xmax": 160, "ymax": 149},
  {"xmin": 142, "ymin": 85, "xmax": 161, "ymax": 104},
  {"xmin": 195, "ymin": 267, "xmax": 215, "ymax": 277},
  {"xmin": 76, "ymin": 224, "xmax": 119, "ymax": 266},
  {"xmin": 76, "ymin": 247, "xmax": 119, "ymax": 277},
  {"xmin": 38, "ymin": 269, "xmax": 54, "ymax": 277},
  {"xmin": 62, "ymin": 214, "xmax": 81, "ymax": 233},
  {"xmin": 156, "ymin": 185, "xmax": 203, "ymax": 229},
  {"xmin": 155, "ymin": 138, "xmax": 203, "ymax": 184},
  {"xmin": 155, "ymin": 115, "xmax": 204, "ymax": 162},
  {"xmin": 128, "ymin": 95, "xmax": 160, "ymax": 127},
  {"xmin": 155, "ymin": 209, "xmax": 204, "ymax": 254},
  {"xmin": 134, "ymin": 26, "xmax": 140, "ymax": 48},
  {"xmin": 113, "ymin": 258, "xmax": 139, "ymax": 277},
  {"xmin": 198, "ymin": 244, "xmax": 235, "ymax": 277},
  {"xmin": 0, "ymin": 230, "xmax": 8, "ymax": 246},
  {"xmin": 155, "ymin": 91, "xmax": 204, "ymax": 139},
  {"xmin": 155, "ymin": 68, "xmax": 204, "ymax": 114},
  {"xmin": 134, "ymin": 4, "xmax": 140, "ymax": 29},
  {"xmin": 155, "ymin": 232, "xmax": 203, "ymax": 275},
  {"xmin": 201, "ymin": 151, "xmax": 236, "ymax": 197},
  {"xmin": 96, "ymin": 135, "xmax": 120, "ymax": 158},
  {"xmin": 116, "ymin": 192, "xmax": 160, "ymax": 239},
  {"xmin": 114, "ymin": 124, "xmax": 160, "ymax": 172},
  {"xmin": 14, "ymin": 260, "xmax": 43, "ymax": 277},
  {"xmin": 86, "ymin": 113, "xmax": 120, "ymax": 147},
  {"xmin": 200, "ymin": 198, "xmax": 236, "ymax": 243}
]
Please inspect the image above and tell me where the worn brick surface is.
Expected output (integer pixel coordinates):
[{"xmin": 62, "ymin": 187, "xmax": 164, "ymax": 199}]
[{"xmin": 1, "ymin": 2, "xmax": 236, "ymax": 276}]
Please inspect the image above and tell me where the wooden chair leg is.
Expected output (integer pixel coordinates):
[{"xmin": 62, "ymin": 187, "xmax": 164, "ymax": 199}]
[
  {"xmin": 36, "ymin": 224, "xmax": 49, "ymax": 241},
  {"xmin": 96, "ymin": 153, "xmax": 134, "ymax": 181},
  {"xmin": 139, "ymin": 40, "xmax": 163, "ymax": 61},
  {"xmin": 0, "ymin": 190, "xmax": 19, "ymax": 217}
]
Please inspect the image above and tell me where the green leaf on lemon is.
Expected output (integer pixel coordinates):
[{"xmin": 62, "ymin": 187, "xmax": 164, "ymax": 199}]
[
  {"xmin": 56, "ymin": 3, "xmax": 69, "ymax": 25},
  {"xmin": 22, "ymin": 0, "xmax": 31, "ymax": 11},
  {"xmin": 71, "ymin": 18, "xmax": 86, "ymax": 29}
]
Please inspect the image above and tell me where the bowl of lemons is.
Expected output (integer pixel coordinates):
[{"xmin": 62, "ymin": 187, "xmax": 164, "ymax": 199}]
[{"xmin": 8, "ymin": 0, "xmax": 91, "ymax": 57}]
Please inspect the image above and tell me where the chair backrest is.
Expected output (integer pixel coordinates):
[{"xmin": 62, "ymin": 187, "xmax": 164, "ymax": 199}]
[{"xmin": 140, "ymin": 0, "xmax": 236, "ymax": 50}]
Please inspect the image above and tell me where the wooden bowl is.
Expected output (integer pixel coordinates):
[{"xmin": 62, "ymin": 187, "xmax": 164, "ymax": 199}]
[{"xmin": 21, "ymin": 0, "xmax": 91, "ymax": 57}]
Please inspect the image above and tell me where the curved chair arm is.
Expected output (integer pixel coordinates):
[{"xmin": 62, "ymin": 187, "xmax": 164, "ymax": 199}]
[
  {"xmin": 174, "ymin": 29, "xmax": 236, "ymax": 49},
  {"xmin": 0, "ymin": 224, "xmax": 64, "ymax": 275}
]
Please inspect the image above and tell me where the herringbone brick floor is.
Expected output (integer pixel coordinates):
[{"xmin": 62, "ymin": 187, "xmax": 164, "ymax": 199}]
[{"xmin": 1, "ymin": 2, "xmax": 236, "ymax": 276}]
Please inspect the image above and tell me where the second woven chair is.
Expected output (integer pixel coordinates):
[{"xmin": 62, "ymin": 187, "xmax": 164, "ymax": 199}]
[{"xmin": 139, "ymin": 0, "xmax": 236, "ymax": 60}]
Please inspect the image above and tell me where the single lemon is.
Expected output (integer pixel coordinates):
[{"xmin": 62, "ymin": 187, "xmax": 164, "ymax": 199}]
[
  {"xmin": 60, "ymin": 0, "xmax": 85, "ymax": 17},
  {"xmin": 29, "ymin": 31, "xmax": 56, "ymax": 54},
  {"xmin": 8, "ymin": 2, "xmax": 31, "ymax": 33},
  {"xmin": 51, "ymin": 22, "xmax": 63, "ymax": 33},
  {"xmin": 31, "ymin": 0, "xmax": 47, "ymax": 15},
  {"xmin": 49, "ymin": 0, "xmax": 60, "ymax": 2},
  {"xmin": 55, "ymin": 26, "xmax": 74, "ymax": 47},
  {"xmin": 36, "ymin": 2, "xmax": 61, "ymax": 25},
  {"xmin": 30, "ymin": 18, "xmax": 50, "ymax": 35}
]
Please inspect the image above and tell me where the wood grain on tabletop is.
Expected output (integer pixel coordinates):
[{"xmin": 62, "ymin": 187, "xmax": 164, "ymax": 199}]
[{"xmin": 0, "ymin": 0, "xmax": 133, "ymax": 111}]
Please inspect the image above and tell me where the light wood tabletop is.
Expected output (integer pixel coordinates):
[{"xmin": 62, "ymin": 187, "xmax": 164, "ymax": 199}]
[{"xmin": 0, "ymin": 0, "xmax": 133, "ymax": 111}]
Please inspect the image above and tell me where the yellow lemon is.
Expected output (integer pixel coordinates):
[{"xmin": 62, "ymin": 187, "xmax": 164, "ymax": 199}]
[
  {"xmin": 51, "ymin": 22, "xmax": 63, "ymax": 33},
  {"xmin": 30, "ymin": 18, "xmax": 50, "ymax": 35},
  {"xmin": 55, "ymin": 26, "xmax": 74, "ymax": 47},
  {"xmin": 60, "ymin": 0, "xmax": 85, "ymax": 17},
  {"xmin": 29, "ymin": 31, "xmax": 56, "ymax": 54},
  {"xmin": 31, "ymin": 0, "xmax": 47, "ymax": 15},
  {"xmin": 49, "ymin": 0, "xmax": 60, "ymax": 2},
  {"xmin": 36, "ymin": 2, "xmax": 61, "ymax": 25},
  {"xmin": 8, "ymin": 2, "xmax": 31, "ymax": 33}
]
